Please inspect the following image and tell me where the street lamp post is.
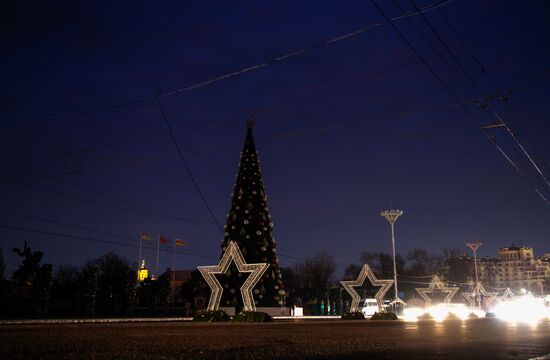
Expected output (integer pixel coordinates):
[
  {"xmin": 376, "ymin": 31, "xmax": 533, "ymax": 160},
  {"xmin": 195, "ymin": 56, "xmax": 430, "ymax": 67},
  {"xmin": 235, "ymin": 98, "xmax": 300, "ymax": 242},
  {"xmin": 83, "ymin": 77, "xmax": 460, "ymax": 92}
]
[
  {"xmin": 466, "ymin": 242, "xmax": 482, "ymax": 308},
  {"xmin": 380, "ymin": 209, "xmax": 404, "ymax": 310}
]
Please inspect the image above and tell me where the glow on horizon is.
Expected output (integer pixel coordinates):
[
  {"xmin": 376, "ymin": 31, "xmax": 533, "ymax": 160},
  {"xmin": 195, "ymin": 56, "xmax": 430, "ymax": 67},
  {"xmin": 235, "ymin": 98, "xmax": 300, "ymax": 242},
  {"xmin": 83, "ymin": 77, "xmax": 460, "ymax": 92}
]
[
  {"xmin": 402, "ymin": 303, "xmax": 484, "ymax": 322},
  {"xmin": 493, "ymin": 293, "xmax": 550, "ymax": 325}
]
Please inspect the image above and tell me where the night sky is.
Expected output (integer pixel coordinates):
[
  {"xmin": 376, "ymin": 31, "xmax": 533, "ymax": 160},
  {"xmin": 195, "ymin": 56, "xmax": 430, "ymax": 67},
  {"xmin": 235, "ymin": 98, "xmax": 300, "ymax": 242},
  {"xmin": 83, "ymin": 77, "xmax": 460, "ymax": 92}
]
[{"xmin": 1, "ymin": 0, "xmax": 549, "ymax": 278}]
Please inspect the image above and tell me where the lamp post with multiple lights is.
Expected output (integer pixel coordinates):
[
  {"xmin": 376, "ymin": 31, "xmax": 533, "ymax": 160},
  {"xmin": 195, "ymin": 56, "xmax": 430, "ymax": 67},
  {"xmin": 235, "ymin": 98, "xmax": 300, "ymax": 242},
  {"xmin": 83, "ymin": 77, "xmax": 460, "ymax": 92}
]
[
  {"xmin": 466, "ymin": 241, "xmax": 482, "ymax": 308},
  {"xmin": 380, "ymin": 209, "xmax": 404, "ymax": 310}
]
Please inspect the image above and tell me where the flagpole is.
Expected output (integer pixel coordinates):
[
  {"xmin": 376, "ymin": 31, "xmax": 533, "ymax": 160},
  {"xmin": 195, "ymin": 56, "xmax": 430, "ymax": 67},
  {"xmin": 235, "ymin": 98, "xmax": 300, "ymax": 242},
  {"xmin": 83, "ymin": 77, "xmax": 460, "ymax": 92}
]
[
  {"xmin": 172, "ymin": 243, "xmax": 176, "ymax": 305},
  {"xmin": 156, "ymin": 234, "xmax": 160, "ymax": 277},
  {"xmin": 138, "ymin": 233, "xmax": 143, "ymax": 275}
]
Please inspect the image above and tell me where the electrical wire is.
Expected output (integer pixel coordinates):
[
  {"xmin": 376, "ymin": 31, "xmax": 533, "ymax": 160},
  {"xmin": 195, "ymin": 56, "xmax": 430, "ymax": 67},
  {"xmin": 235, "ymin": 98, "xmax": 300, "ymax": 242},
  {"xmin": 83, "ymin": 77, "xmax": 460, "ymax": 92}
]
[
  {"xmin": 407, "ymin": 0, "xmax": 550, "ymax": 194},
  {"xmin": 156, "ymin": 0, "xmax": 453, "ymax": 100},
  {"xmin": 0, "ymin": 174, "xmax": 217, "ymax": 227},
  {"xmin": 392, "ymin": 0, "xmax": 478, "ymax": 98},
  {"xmin": 155, "ymin": 99, "xmax": 321, "ymax": 258},
  {"xmin": 0, "ymin": 224, "xmax": 219, "ymax": 260},
  {"xmin": 0, "ymin": 208, "xmax": 137, "ymax": 242},
  {"xmin": 156, "ymin": 98, "xmax": 224, "ymax": 232},
  {"xmin": 18, "ymin": 0, "xmax": 454, "ymax": 126},
  {"xmin": 370, "ymin": 0, "xmax": 549, "ymax": 205},
  {"xmin": 433, "ymin": 1, "xmax": 550, "ymax": 178},
  {"xmin": 1, "ymin": 22, "xmax": 539, "ymax": 165},
  {"xmin": 0, "ymin": 208, "xmax": 219, "ymax": 259},
  {"xmin": 0, "ymin": 216, "xmax": 306, "ymax": 263},
  {"xmin": 395, "ymin": 1, "xmax": 526, "ymax": 180},
  {"xmin": 0, "ymin": 164, "xmax": 212, "ymax": 224}
]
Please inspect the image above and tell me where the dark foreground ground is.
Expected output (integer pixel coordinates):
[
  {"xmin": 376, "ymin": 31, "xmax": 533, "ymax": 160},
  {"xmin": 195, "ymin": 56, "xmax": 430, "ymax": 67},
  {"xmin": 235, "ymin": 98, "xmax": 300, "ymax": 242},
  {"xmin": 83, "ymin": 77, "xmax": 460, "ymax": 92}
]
[{"xmin": 0, "ymin": 318, "xmax": 549, "ymax": 360}]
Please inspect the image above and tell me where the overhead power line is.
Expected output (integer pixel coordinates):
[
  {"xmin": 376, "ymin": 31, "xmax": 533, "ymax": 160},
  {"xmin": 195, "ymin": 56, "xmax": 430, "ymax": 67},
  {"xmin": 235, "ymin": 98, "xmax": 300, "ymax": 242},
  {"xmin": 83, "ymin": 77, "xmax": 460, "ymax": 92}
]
[
  {"xmin": 0, "ymin": 224, "xmax": 218, "ymax": 260},
  {"xmin": 396, "ymin": 0, "xmax": 525, "ymax": 178},
  {"xmin": 369, "ymin": 0, "xmax": 549, "ymax": 205},
  {"xmin": 0, "ymin": 164, "xmax": 209, "ymax": 225},
  {"xmin": 406, "ymin": 0, "xmax": 550, "ymax": 199},
  {"xmin": 2, "ymin": 22, "xmax": 539, "ymax": 165},
  {"xmin": 0, "ymin": 207, "xmax": 308, "ymax": 262},
  {"xmin": 427, "ymin": 0, "xmax": 550, "ymax": 188},
  {"xmin": 392, "ymin": 0, "xmax": 478, "ymax": 98},
  {"xmin": 156, "ymin": 98, "xmax": 224, "ymax": 232},
  {"xmin": 157, "ymin": 1, "xmax": 455, "ymax": 98},
  {"xmin": 0, "ymin": 174, "xmax": 217, "ymax": 227},
  {"xmin": 25, "ymin": 0, "xmax": 454, "ymax": 126},
  {"xmin": 368, "ymin": 1, "xmax": 482, "ymax": 124},
  {"xmin": 0, "ymin": 208, "xmax": 137, "ymax": 242}
]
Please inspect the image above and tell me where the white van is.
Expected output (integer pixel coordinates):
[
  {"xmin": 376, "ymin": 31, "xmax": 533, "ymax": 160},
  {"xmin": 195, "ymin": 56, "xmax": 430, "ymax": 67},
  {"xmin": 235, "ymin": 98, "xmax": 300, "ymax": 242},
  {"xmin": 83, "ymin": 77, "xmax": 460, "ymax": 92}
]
[{"xmin": 359, "ymin": 298, "xmax": 379, "ymax": 317}]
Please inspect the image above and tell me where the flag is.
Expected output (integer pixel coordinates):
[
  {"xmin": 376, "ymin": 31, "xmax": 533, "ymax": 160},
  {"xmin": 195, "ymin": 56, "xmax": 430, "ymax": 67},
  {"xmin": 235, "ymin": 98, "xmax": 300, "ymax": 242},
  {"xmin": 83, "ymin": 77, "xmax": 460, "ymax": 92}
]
[
  {"xmin": 159, "ymin": 234, "xmax": 169, "ymax": 244},
  {"xmin": 175, "ymin": 239, "xmax": 187, "ymax": 247},
  {"xmin": 140, "ymin": 232, "xmax": 152, "ymax": 241}
]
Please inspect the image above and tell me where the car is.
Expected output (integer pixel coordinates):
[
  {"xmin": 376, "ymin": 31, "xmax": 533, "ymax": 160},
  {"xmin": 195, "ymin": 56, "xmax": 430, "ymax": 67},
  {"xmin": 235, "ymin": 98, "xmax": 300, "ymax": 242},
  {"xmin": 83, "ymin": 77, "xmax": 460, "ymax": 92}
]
[{"xmin": 359, "ymin": 298, "xmax": 379, "ymax": 317}]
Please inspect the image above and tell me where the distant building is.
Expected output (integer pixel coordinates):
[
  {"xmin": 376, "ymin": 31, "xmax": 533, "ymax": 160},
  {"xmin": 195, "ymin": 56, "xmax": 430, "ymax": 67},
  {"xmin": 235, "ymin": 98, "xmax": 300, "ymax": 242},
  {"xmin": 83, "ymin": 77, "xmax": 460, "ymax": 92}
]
[
  {"xmin": 498, "ymin": 246, "xmax": 533, "ymax": 260},
  {"xmin": 439, "ymin": 245, "xmax": 549, "ymax": 295},
  {"xmin": 137, "ymin": 260, "xmax": 149, "ymax": 282},
  {"xmin": 479, "ymin": 245, "xmax": 548, "ymax": 294},
  {"xmin": 167, "ymin": 270, "xmax": 193, "ymax": 303},
  {"xmin": 170, "ymin": 270, "xmax": 193, "ymax": 291},
  {"xmin": 168, "ymin": 269, "xmax": 209, "ymax": 310}
]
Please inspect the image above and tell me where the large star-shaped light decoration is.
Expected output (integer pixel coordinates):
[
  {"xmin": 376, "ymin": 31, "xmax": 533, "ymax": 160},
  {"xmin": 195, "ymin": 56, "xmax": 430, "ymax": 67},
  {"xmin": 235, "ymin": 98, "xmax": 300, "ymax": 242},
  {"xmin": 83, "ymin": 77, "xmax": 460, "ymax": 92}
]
[
  {"xmin": 462, "ymin": 283, "xmax": 497, "ymax": 309},
  {"xmin": 415, "ymin": 275, "xmax": 459, "ymax": 305},
  {"xmin": 198, "ymin": 241, "xmax": 269, "ymax": 312},
  {"xmin": 340, "ymin": 264, "xmax": 393, "ymax": 313}
]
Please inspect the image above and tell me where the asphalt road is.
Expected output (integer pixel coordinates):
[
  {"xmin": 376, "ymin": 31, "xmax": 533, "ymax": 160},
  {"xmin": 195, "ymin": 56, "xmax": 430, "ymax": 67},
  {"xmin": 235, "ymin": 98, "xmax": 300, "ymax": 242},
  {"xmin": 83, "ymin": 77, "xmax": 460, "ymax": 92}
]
[{"xmin": 0, "ymin": 318, "xmax": 549, "ymax": 359}]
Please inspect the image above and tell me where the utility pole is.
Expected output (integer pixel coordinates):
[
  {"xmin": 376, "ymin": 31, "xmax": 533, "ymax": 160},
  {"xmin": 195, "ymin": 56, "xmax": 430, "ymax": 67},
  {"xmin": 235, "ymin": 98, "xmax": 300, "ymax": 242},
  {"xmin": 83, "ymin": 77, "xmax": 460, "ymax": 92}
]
[
  {"xmin": 172, "ymin": 244, "xmax": 176, "ymax": 306},
  {"xmin": 466, "ymin": 242, "xmax": 482, "ymax": 308},
  {"xmin": 380, "ymin": 209, "xmax": 404, "ymax": 310}
]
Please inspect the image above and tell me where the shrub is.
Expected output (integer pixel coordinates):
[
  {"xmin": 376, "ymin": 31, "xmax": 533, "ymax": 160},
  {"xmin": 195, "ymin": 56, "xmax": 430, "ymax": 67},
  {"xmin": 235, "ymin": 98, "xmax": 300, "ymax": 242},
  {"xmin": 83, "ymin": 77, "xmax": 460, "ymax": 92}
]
[
  {"xmin": 417, "ymin": 312, "xmax": 433, "ymax": 320},
  {"xmin": 192, "ymin": 310, "xmax": 230, "ymax": 322},
  {"xmin": 233, "ymin": 311, "xmax": 272, "ymax": 323},
  {"xmin": 370, "ymin": 312, "xmax": 398, "ymax": 320},
  {"xmin": 446, "ymin": 313, "xmax": 461, "ymax": 320},
  {"xmin": 341, "ymin": 311, "xmax": 365, "ymax": 320}
]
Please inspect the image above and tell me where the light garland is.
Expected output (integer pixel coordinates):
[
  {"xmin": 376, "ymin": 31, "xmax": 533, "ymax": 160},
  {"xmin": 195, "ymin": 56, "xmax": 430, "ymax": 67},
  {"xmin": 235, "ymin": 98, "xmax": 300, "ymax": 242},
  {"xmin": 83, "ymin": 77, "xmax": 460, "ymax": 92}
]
[
  {"xmin": 415, "ymin": 275, "xmax": 459, "ymax": 305},
  {"xmin": 340, "ymin": 264, "xmax": 393, "ymax": 313},
  {"xmin": 198, "ymin": 241, "xmax": 269, "ymax": 312}
]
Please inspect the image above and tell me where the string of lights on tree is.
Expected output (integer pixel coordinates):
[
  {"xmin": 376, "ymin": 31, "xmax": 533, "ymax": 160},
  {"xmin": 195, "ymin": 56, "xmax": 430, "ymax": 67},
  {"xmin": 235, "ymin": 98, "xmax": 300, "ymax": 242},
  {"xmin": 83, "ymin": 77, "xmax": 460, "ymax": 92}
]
[{"xmin": 218, "ymin": 120, "xmax": 285, "ymax": 308}]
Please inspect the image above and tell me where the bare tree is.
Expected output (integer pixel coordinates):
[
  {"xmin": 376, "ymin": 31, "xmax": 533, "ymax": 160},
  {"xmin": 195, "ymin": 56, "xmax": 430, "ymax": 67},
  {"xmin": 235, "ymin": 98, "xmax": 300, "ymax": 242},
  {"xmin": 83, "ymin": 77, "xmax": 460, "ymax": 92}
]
[
  {"xmin": 407, "ymin": 248, "xmax": 441, "ymax": 276},
  {"xmin": 0, "ymin": 247, "xmax": 5, "ymax": 282},
  {"xmin": 359, "ymin": 251, "xmax": 405, "ymax": 278},
  {"xmin": 295, "ymin": 252, "xmax": 336, "ymax": 301},
  {"xmin": 442, "ymin": 247, "xmax": 462, "ymax": 261},
  {"xmin": 343, "ymin": 263, "xmax": 362, "ymax": 280}
]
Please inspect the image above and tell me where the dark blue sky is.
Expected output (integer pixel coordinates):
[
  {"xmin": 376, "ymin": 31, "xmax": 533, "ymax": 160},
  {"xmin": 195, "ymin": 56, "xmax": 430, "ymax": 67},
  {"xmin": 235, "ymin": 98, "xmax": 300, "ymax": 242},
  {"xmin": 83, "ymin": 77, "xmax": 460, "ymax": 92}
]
[{"xmin": 1, "ymin": 0, "xmax": 549, "ymax": 277}]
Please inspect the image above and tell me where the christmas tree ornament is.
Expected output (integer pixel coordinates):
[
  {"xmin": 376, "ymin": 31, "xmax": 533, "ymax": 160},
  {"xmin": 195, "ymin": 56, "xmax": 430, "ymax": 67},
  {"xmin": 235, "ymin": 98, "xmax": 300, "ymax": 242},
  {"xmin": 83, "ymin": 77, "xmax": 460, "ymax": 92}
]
[{"xmin": 217, "ymin": 119, "xmax": 285, "ymax": 307}]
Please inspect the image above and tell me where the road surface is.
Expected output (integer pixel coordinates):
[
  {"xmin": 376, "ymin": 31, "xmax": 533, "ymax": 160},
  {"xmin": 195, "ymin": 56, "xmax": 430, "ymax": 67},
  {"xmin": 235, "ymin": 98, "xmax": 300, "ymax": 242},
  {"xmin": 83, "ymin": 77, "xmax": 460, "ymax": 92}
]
[{"xmin": 0, "ymin": 318, "xmax": 548, "ymax": 359}]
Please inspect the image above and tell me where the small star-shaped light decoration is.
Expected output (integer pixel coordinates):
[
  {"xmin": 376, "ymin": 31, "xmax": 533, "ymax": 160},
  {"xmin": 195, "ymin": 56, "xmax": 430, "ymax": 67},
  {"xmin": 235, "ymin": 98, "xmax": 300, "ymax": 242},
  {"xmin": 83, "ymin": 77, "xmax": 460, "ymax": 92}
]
[
  {"xmin": 340, "ymin": 264, "xmax": 393, "ymax": 313},
  {"xmin": 415, "ymin": 275, "xmax": 459, "ymax": 305},
  {"xmin": 498, "ymin": 287, "xmax": 515, "ymax": 301},
  {"xmin": 198, "ymin": 241, "xmax": 269, "ymax": 312},
  {"xmin": 462, "ymin": 283, "xmax": 497, "ymax": 309}
]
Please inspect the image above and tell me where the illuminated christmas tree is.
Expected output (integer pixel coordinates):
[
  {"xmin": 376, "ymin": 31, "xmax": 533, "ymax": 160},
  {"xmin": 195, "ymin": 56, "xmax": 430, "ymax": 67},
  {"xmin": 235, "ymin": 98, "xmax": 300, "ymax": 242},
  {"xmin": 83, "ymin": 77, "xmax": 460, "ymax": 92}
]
[{"xmin": 219, "ymin": 119, "xmax": 284, "ymax": 309}]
